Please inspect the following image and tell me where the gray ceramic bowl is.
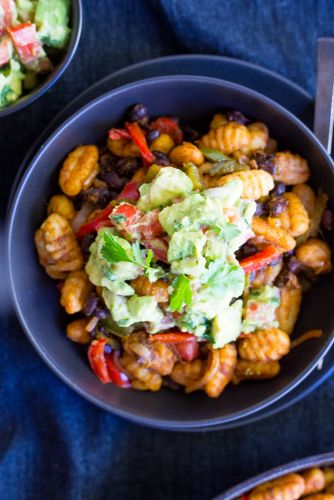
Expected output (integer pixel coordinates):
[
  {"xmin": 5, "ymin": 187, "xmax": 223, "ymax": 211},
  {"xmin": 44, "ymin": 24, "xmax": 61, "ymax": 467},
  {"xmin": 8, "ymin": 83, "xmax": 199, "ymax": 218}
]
[
  {"xmin": 6, "ymin": 76, "xmax": 334, "ymax": 430},
  {"xmin": 0, "ymin": 0, "xmax": 82, "ymax": 118},
  {"xmin": 218, "ymin": 452, "xmax": 334, "ymax": 499}
]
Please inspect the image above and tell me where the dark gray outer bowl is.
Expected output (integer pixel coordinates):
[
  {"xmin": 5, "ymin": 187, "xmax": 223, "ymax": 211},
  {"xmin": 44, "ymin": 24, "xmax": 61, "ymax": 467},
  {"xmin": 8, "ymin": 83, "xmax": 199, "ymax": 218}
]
[
  {"xmin": 6, "ymin": 76, "xmax": 334, "ymax": 430},
  {"xmin": 217, "ymin": 452, "xmax": 334, "ymax": 499},
  {"xmin": 0, "ymin": 0, "xmax": 82, "ymax": 118}
]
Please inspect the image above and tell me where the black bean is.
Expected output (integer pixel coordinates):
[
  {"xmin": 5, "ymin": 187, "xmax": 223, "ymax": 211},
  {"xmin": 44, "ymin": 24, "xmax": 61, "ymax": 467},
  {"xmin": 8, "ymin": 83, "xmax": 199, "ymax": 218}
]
[
  {"xmin": 152, "ymin": 151, "xmax": 169, "ymax": 166},
  {"xmin": 128, "ymin": 103, "xmax": 149, "ymax": 125},
  {"xmin": 83, "ymin": 294, "xmax": 99, "ymax": 316},
  {"xmin": 99, "ymin": 153, "xmax": 118, "ymax": 173},
  {"xmin": 100, "ymin": 170, "xmax": 125, "ymax": 189},
  {"xmin": 274, "ymin": 268, "xmax": 290, "ymax": 288},
  {"xmin": 321, "ymin": 209, "xmax": 333, "ymax": 231},
  {"xmin": 236, "ymin": 242, "xmax": 258, "ymax": 260},
  {"xmin": 255, "ymin": 201, "xmax": 267, "ymax": 216},
  {"xmin": 80, "ymin": 233, "xmax": 96, "ymax": 257},
  {"xmin": 115, "ymin": 157, "xmax": 140, "ymax": 177},
  {"xmin": 252, "ymin": 151, "xmax": 276, "ymax": 175},
  {"xmin": 285, "ymin": 255, "xmax": 302, "ymax": 274},
  {"xmin": 146, "ymin": 128, "xmax": 160, "ymax": 145},
  {"xmin": 266, "ymin": 196, "xmax": 288, "ymax": 217},
  {"xmin": 272, "ymin": 182, "xmax": 286, "ymax": 196},
  {"xmin": 82, "ymin": 186, "xmax": 111, "ymax": 206},
  {"xmin": 182, "ymin": 125, "xmax": 200, "ymax": 141},
  {"xmin": 104, "ymin": 344, "xmax": 112, "ymax": 354},
  {"xmin": 226, "ymin": 110, "xmax": 249, "ymax": 125},
  {"xmin": 95, "ymin": 308, "xmax": 109, "ymax": 319}
]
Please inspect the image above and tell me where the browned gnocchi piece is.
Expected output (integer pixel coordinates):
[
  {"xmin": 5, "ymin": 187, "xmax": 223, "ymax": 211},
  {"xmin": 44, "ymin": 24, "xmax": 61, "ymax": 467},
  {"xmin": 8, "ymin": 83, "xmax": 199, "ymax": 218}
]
[
  {"xmin": 209, "ymin": 113, "xmax": 227, "ymax": 129},
  {"xmin": 283, "ymin": 192, "xmax": 310, "ymax": 237},
  {"xmin": 238, "ymin": 328, "xmax": 291, "ymax": 362},
  {"xmin": 324, "ymin": 468, "xmax": 334, "ymax": 489},
  {"xmin": 301, "ymin": 468, "xmax": 326, "ymax": 495},
  {"xmin": 169, "ymin": 141, "xmax": 204, "ymax": 166},
  {"xmin": 108, "ymin": 137, "xmax": 139, "ymax": 157},
  {"xmin": 249, "ymin": 473, "xmax": 305, "ymax": 500},
  {"xmin": 66, "ymin": 318, "xmax": 91, "ymax": 344},
  {"xmin": 60, "ymin": 270, "xmax": 93, "ymax": 314},
  {"xmin": 306, "ymin": 495, "xmax": 334, "ymax": 499},
  {"xmin": 47, "ymin": 194, "xmax": 76, "ymax": 220},
  {"xmin": 273, "ymin": 151, "xmax": 310, "ymax": 185},
  {"xmin": 59, "ymin": 145, "xmax": 99, "ymax": 196},
  {"xmin": 120, "ymin": 352, "xmax": 162, "ymax": 391},
  {"xmin": 123, "ymin": 332, "xmax": 177, "ymax": 376},
  {"xmin": 171, "ymin": 359, "xmax": 204, "ymax": 386},
  {"xmin": 246, "ymin": 122, "xmax": 269, "ymax": 151},
  {"xmin": 252, "ymin": 215, "xmax": 296, "ymax": 252},
  {"xmin": 203, "ymin": 169, "xmax": 274, "ymax": 200},
  {"xmin": 130, "ymin": 275, "xmax": 169, "ymax": 303},
  {"xmin": 199, "ymin": 122, "xmax": 251, "ymax": 155},
  {"xmin": 204, "ymin": 344, "xmax": 237, "ymax": 398},
  {"xmin": 292, "ymin": 183, "xmax": 316, "ymax": 217},
  {"xmin": 35, "ymin": 213, "xmax": 83, "ymax": 278},
  {"xmin": 232, "ymin": 359, "xmax": 281, "ymax": 384},
  {"xmin": 276, "ymin": 285, "xmax": 302, "ymax": 335},
  {"xmin": 296, "ymin": 238, "xmax": 332, "ymax": 274}
]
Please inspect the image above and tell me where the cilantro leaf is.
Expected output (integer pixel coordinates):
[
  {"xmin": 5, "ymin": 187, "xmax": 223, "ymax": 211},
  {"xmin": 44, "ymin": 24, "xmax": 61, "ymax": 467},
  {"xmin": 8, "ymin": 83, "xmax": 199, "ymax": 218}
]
[
  {"xmin": 170, "ymin": 274, "xmax": 193, "ymax": 312},
  {"xmin": 212, "ymin": 222, "xmax": 241, "ymax": 242},
  {"xmin": 101, "ymin": 231, "xmax": 134, "ymax": 263},
  {"xmin": 110, "ymin": 214, "xmax": 127, "ymax": 224},
  {"xmin": 202, "ymin": 260, "xmax": 245, "ymax": 296},
  {"xmin": 145, "ymin": 266, "xmax": 166, "ymax": 283},
  {"xmin": 145, "ymin": 249, "xmax": 153, "ymax": 268},
  {"xmin": 132, "ymin": 241, "xmax": 146, "ymax": 267}
]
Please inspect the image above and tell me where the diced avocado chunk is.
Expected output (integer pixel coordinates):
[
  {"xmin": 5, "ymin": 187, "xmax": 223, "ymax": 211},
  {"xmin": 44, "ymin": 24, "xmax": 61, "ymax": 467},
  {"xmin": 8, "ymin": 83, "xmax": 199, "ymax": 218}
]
[
  {"xmin": 35, "ymin": 0, "xmax": 70, "ymax": 49},
  {"xmin": 168, "ymin": 230, "xmax": 206, "ymax": 262},
  {"xmin": 16, "ymin": 0, "xmax": 37, "ymax": 22},
  {"xmin": 137, "ymin": 166, "xmax": 193, "ymax": 211},
  {"xmin": 242, "ymin": 285, "xmax": 281, "ymax": 333},
  {"xmin": 0, "ymin": 60, "xmax": 24, "ymax": 108},
  {"xmin": 211, "ymin": 299, "xmax": 243, "ymax": 348}
]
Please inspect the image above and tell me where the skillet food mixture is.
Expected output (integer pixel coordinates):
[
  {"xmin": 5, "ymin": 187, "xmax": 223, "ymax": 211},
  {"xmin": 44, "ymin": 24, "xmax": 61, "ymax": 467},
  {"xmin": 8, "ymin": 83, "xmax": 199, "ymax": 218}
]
[
  {"xmin": 35, "ymin": 104, "xmax": 332, "ymax": 396},
  {"xmin": 238, "ymin": 465, "xmax": 334, "ymax": 499},
  {"xmin": 0, "ymin": 0, "xmax": 71, "ymax": 108}
]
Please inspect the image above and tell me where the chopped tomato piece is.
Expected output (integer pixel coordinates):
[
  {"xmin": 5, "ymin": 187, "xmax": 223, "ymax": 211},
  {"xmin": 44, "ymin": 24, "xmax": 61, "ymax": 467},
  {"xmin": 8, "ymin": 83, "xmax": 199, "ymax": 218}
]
[
  {"xmin": 76, "ymin": 204, "xmax": 114, "ymax": 237},
  {"xmin": 111, "ymin": 202, "xmax": 140, "ymax": 223},
  {"xmin": 8, "ymin": 22, "xmax": 44, "ymax": 64},
  {"xmin": 105, "ymin": 352, "xmax": 131, "ymax": 388},
  {"xmin": 143, "ymin": 238, "xmax": 168, "ymax": 262},
  {"xmin": 239, "ymin": 245, "xmax": 280, "ymax": 273},
  {"xmin": 117, "ymin": 181, "xmax": 140, "ymax": 201},
  {"xmin": 88, "ymin": 339, "xmax": 111, "ymax": 384},
  {"xmin": 108, "ymin": 128, "xmax": 131, "ymax": 141},
  {"xmin": 0, "ymin": 35, "xmax": 12, "ymax": 66},
  {"xmin": 150, "ymin": 117, "xmax": 183, "ymax": 144},
  {"xmin": 151, "ymin": 332, "xmax": 196, "ymax": 343},
  {"xmin": 137, "ymin": 210, "xmax": 164, "ymax": 239},
  {"xmin": 125, "ymin": 122, "xmax": 156, "ymax": 166},
  {"xmin": 175, "ymin": 338, "xmax": 199, "ymax": 361}
]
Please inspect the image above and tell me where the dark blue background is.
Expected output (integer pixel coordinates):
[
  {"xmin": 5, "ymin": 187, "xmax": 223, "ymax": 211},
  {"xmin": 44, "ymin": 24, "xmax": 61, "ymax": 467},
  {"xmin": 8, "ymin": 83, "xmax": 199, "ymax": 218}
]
[{"xmin": 2, "ymin": 1, "xmax": 334, "ymax": 499}]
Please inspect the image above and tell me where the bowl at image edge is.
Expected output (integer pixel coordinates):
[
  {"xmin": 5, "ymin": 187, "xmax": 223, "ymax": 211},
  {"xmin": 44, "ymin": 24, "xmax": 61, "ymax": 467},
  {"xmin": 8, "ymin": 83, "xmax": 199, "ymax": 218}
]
[
  {"xmin": 217, "ymin": 452, "xmax": 334, "ymax": 499},
  {"xmin": 0, "ymin": 0, "xmax": 82, "ymax": 118},
  {"xmin": 6, "ymin": 75, "xmax": 334, "ymax": 430}
]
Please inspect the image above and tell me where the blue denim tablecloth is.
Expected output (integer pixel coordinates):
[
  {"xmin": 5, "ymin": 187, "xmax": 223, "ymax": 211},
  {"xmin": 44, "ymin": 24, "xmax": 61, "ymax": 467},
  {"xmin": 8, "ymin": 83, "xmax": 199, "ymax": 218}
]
[{"xmin": 2, "ymin": 1, "xmax": 334, "ymax": 499}]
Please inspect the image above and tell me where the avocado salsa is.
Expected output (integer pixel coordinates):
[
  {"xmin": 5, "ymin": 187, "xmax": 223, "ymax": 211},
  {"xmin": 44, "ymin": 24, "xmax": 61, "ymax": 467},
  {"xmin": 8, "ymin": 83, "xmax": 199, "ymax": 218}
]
[
  {"xmin": 34, "ymin": 104, "xmax": 332, "ymax": 396},
  {"xmin": 0, "ymin": 0, "xmax": 70, "ymax": 108}
]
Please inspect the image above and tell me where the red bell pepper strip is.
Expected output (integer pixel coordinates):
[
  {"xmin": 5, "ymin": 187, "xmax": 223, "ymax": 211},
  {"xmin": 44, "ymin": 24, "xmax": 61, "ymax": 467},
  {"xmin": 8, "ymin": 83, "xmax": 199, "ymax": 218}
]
[
  {"xmin": 105, "ymin": 351, "xmax": 131, "ymax": 388},
  {"xmin": 137, "ymin": 209, "xmax": 164, "ymax": 239},
  {"xmin": 108, "ymin": 128, "xmax": 132, "ymax": 141},
  {"xmin": 76, "ymin": 204, "xmax": 114, "ymax": 237},
  {"xmin": 150, "ymin": 117, "xmax": 184, "ymax": 145},
  {"xmin": 151, "ymin": 332, "xmax": 196, "ymax": 343},
  {"xmin": 8, "ymin": 22, "xmax": 44, "ymax": 64},
  {"xmin": 117, "ymin": 181, "xmax": 140, "ymax": 201},
  {"xmin": 125, "ymin": 121, "xmax": 156, "ymax": 166},
  {"xmin": 88, "ymin": 339, "xmax": 111, "ymax": 384},
  {"xmin": 239, "ymin": 245, "xmax": 280, "ymax": 273},
  {"xmin": 175, "ymin": 339, "xmax": 199, "ymax": 361},
  {"xmin": 0, "ymin": 35, "xmax": 12, "ymax": 66}
]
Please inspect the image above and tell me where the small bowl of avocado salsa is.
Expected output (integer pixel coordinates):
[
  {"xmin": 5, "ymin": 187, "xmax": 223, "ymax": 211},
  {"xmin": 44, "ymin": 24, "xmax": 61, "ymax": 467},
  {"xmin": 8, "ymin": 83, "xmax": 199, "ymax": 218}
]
[{"xmin": 0, "ymin": 0, "xmax": 82, "ymax": 117}]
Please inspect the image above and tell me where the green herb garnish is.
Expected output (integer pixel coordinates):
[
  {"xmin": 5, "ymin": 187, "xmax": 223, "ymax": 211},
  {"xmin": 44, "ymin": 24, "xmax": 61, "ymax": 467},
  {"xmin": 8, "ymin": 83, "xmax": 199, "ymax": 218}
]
[
  {"xmin": 170, "ymin": 274, "xmax": 193, "ymax": 312},
  {"xmin": 101, "ymin": 231, "xmax": 134, "ymax": 263},
  {"xmin": 110, "ymin": 214, "xmax": 127, "ymax": 224},
  {"xmin": 212, "ymin": 222, "xmax": 241, "ymax": 242}
]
